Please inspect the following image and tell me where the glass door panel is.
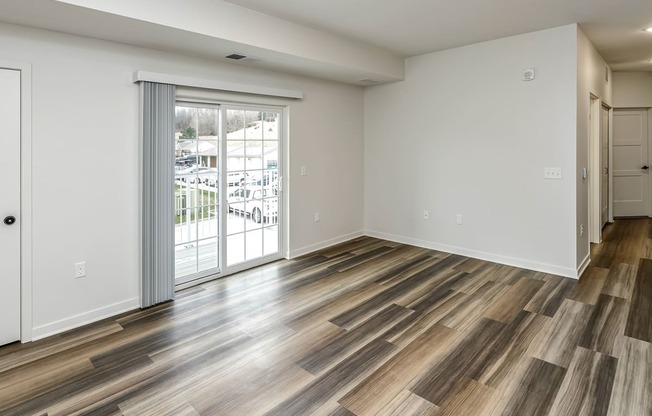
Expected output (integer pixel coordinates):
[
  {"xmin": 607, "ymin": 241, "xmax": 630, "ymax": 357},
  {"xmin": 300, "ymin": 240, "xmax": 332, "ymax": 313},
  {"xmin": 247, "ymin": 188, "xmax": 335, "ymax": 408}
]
[
  {"xmin": 174, "ymin": 103, "xmax": 282, "ymax": 283},
  {"xmin": 174, "ymin": 105, "xmax": 220, "ymax": 282},
  {"xmin": 225, "ymin": 107, "xmax": 281, "ymax": 267}
]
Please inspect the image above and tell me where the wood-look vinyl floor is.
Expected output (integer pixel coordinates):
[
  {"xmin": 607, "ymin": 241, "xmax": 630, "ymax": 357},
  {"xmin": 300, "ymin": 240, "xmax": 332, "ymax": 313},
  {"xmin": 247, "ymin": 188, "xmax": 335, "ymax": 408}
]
[{"xmin": 1, "ymin": 219, "xmax": 651, "ymax": 415}]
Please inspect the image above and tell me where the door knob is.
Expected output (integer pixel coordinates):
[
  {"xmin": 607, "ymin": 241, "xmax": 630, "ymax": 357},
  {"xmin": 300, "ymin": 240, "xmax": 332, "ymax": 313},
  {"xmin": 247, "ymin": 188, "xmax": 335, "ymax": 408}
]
[
  {"xmin": 3, "ymin": 216, "xmax": 16, "ymax": 225},
  {"xmin": 643, "ymin": 166, "xmax": 650, "ymax": 170}
]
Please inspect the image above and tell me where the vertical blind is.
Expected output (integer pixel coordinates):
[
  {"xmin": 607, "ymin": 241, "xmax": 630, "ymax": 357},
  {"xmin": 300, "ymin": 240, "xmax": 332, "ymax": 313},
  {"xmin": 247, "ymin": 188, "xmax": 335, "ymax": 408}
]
[{"xmin": 141, "ymin": 82, "xmax": 176, "ymax": 308}]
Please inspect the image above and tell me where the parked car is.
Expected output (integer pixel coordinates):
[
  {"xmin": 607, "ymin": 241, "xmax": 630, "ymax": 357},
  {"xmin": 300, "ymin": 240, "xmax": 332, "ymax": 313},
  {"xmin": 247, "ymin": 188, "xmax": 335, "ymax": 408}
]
[
  {"xmin": 175, "ymin": 167, "xmax": 216, "ymax": 184},
  {"xmin": 228, "ymin": 187, "xmax": 278, "ymax": 223},
  {"xmin": 175, "ymin": 155, "xmax": 200, "ymax": 166},
  {"xmin": 227, "ymin": 171, "xmax": 248, "ymax": 187}
]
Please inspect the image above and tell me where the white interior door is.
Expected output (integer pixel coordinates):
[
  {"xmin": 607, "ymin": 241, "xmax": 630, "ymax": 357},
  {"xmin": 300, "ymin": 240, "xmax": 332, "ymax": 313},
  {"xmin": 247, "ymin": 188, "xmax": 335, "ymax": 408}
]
[
  {"xmin": 613, "ymin": 109, "xmax": 649, "ymax": 217},
  {"xmin": 600, "ymin": 106, "xmax": 609, "ymax": 226},
  {"xmin": 0, "ymin": 68, "xmax": 21, "ymax": 346}
]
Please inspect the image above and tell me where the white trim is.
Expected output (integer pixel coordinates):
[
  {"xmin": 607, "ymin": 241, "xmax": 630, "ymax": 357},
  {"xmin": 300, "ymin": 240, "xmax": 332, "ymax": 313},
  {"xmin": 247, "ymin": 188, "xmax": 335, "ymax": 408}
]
[
  {"xmin": 282, "ymin": 108, "xmax": 290, "ymax": 259},
  {"xmin": 0, "ymin": 61, "xmax": 34, "ymax": 343},
  {"xmin": 589, "ymin": 95, "xmax": 600, "ymax": 244},
  {"xmin": 289, "ymin": 230, "xmax": 365, "ymax": 259},
  {"xmin": 138, "ymin": 82, "xmax": 144, "ymax": 313},
  {"xmin": 649, "ymin": 108, "xmax": 652, "ymax": 218},
  {"xmin": 577, "ymin": 253, "xmax": 591, "ymax": 278},
  {"xmin": 176, "ymin": 254, "xmax": 285, "ymax": 291},
  {"xmin": 32, "ymin": 297, "xmax": 139, "ymax": 341},
  {"xmin": 608, "ymin": 107, "xmax": 614, "ymax": 223},
  {"xmin": 133, "ymin": 71, "xmax": 303, "ymax": 100},
  {"xmin": 364, "ymin": 230, "xmax": 580, "ymax": 279}
]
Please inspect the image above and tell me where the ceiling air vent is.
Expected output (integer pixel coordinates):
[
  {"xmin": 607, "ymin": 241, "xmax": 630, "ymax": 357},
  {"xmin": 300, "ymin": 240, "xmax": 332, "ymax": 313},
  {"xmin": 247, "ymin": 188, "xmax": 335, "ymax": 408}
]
[{"xmin": 226, "ymin": 53, "xmax": 247, "ymax": 60}]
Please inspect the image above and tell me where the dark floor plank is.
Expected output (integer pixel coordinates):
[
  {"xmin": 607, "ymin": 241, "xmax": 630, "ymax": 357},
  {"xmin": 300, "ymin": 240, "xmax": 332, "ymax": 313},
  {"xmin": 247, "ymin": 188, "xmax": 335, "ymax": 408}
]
[
  {"xmin": 372, "ymin": 252, "xmax": 434, "ymax": 284},
  {"xmin": 624, "ymin": 258, "xmax": 652, "ymax": 342},
  {"xmin": 298, "ymin": 303, "xmax": 412, "ymax": 375},
  {"xmin": 405, "ymin": 271, "xmax": 468, "ymax": 313},
  {"xmin": 266, "ymin": 338, "xmax": 397, "ymax": 416},
  {"xmin": 567, "ymin": 266, "xmax": 610, "ymax": 305},
  {"xmin": 328, "ymin": 406, "xmax": 357, "ymax": 416},
  {"xmin": 483, "ymin": 277, "xmax": 545, "ymax": 323},
  {"xmin": 386, "ymin": 291, "xmax": 467, "ymax": 347},
  {"xmin": 449, "ymin": 263, "xmax": 496, "ymax": 294},
  {"xmin": 548, "ymin": 347, "xmax": 617, "ymax": 416},
  {"xmin": 470, "ymin": 310, "xmax": 549, "ymax": 389},
  {"xmin": 330, "ymin": 257, "xmax": 464, "ymax": 329},
  {"xmin": 500, "ymin": 358, "xmax": 566, "ymax": 416},
  {"xmin": 438, "ymin": 281, "xmax": 508, "ymax": 332},
  {"xmin": 437, "ymin": 377, "xmax": 499, "ymax": 416},
  {"xmin": 410, "ymin": 318, "xmax": 505, "ymax": 405},
  {"xmin": 601, "ymin": 263, "xmax": 637, "ymax": 300},
  {"xmin": 607, "ymin": 337, "xmax": 652, "ymax": 416},
  {"xmin": 339, "ymin": 323, "xmax": 458, "ymax": 415},
  {"xmin": 524, "ymin": 275, "xmax": 575, "ymax": 317},
  {"xmin": 328, "ymin": 245, "xmax": 395, "ymax": 272},
  {"xmin": 532, "ymin": 299, "xmax": 594, "ymax": 368},
  {"xmin": 374, "ymin": 390, "xmax": 439, "ymax": 415},
  {"xmin": 578, "ymin": 294, "xmax": 628, "ymax": 357}
]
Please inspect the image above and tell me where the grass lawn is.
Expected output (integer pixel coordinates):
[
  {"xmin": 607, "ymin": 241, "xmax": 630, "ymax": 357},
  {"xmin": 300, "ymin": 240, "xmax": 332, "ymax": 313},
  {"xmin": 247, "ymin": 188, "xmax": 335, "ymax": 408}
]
[{"xmin": 175, "ymin": 182, "xmax": 218, "ymax": 225}]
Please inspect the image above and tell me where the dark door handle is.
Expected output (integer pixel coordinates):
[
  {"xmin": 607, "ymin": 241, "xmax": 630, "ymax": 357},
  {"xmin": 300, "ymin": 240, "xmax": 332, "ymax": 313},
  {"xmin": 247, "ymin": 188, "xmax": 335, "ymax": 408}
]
[
  {"xmin": 643, "ymin": 166, "xmax": 650, "ymax": 170},
  {"xmin": 3, "ymin": 216, "xmax": 16, "ymax": 225}
]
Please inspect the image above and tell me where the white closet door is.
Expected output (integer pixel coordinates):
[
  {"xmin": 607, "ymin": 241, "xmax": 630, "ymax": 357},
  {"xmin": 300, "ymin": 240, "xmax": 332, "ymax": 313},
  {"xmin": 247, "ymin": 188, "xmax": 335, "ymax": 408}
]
[{"xmin": 0, "ymin": 68, "xmax": 21, "ymax": 346}]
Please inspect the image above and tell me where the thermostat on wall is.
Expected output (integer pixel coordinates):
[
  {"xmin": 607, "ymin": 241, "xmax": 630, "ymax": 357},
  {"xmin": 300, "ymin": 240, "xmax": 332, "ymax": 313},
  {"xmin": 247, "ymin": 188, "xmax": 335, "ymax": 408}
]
[{"xmin": 522, "ymin": 68, "xmax": 535, "ymax": 81}]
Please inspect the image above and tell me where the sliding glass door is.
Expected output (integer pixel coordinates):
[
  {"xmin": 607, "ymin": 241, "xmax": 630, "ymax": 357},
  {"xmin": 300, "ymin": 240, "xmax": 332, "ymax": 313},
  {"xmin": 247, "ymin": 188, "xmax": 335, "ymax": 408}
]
[
  {"xmin": 174, "ymin": 105, "xmax": 220, "ymax": 282},
  {"xmin": 225, "ymin": 108, "xmax": 280, "ymax": 267},
  {"xmin": 174, "ymin": 103, "xmax": 282, "ymax": 284}
]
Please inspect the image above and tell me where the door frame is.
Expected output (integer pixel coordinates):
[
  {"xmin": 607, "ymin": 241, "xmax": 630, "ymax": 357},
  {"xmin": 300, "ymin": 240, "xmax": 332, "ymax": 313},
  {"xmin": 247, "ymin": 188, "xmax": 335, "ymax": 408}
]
[
  {"xmin": 589, "ymin": 96, "xmax": 613, "ymax": 244},
  {"xmin": 173, "ymin": 96, "xmax": 290, "ymax": 291},
  {"xmin": 649, "ymin": 108, "xmax": 652, "ymax": 218},
  {"xmin": 0, "ymin": 61, "xmax": 33, "ymax": 343}
]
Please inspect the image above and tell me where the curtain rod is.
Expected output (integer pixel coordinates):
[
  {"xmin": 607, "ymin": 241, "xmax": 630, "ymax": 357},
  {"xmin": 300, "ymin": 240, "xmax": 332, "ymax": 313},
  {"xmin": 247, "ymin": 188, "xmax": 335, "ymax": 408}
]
[{"xmin": 133, "ymin": 70, "xmax": 303, "ymax": 100}]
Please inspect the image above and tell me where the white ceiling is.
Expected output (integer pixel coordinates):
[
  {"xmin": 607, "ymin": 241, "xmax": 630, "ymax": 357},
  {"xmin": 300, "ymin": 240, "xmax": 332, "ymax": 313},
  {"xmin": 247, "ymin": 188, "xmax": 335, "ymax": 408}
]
[
  {"xmin": 0, "ymin": 0, "xmax": 650, "ymax": 86},
  {"xmin": 224, "ymin": 0, "xmax": 652, "ymax": 71}
]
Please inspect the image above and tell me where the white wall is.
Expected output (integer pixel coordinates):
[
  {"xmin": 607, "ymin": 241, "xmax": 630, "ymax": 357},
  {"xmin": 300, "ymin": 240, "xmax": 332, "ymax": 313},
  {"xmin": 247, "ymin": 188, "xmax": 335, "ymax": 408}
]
[
  {"xmin": 576, "ymin": 28, "xmax": 612, "ymax": 269},
  {"xmin": 613, "ymin": 72, "xmax": 652, "ymax": 108},
  {"xmin": 0, "ymin": 23, "xmax": 364, "ymax": 338},
  {"xmin": 364, "ymin": 24, "xmax": 579, "ymax": 276}
]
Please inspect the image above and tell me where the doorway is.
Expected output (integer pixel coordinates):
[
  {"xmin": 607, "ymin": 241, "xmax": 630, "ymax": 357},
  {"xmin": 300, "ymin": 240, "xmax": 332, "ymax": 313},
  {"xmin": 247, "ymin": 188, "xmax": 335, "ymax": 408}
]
[
  {"xmin": 600, "ymin": 104, "xmax": 610, "ymax": 227},
  {"xmin": 589, "ymin": 97, "xmax": 611, "ymax": 244},
  {"xmin": 0, "ymin": 68, "xmax": 21, "ymax": 346},
  {"xmin": 613, "ymin": 109, "xmax": 649, "ymax": 217},
  {"xmin": 174, "ymin": 103, "xmax": 283, "ymax": 285}
]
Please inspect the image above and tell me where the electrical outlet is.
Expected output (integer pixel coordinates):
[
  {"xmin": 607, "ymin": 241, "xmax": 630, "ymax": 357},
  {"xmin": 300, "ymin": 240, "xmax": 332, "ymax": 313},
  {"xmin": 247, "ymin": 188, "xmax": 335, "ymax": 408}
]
[
  {"xmin": 423, "ymin": 210, "xmax": 429, "ymax": 220},
  {"xmin": 544, "ymin": 167, "xmax": 562, "ymax": 179},
  {"xmin": 456, "ymin": 214, "xmax": 463, "ymax": 225},
  {"xmin": 580, "ymin": 224, "xmax": 584, "ymax": 236},
  {"xmin": 74, "ymin": 261, "xmax": 86, "ymax": 278},
  {"xmin": 314, "ymin": 212, "xmax": 320, "ymax": 222},
  {"xmin": 300, "ymin": 166, "xmax": 307, "ymax": 176}
]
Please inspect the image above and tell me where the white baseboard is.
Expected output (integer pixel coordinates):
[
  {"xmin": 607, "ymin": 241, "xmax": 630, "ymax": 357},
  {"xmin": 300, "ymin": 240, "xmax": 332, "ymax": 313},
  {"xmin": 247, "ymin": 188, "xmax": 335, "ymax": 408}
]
[
  {"xmin": 577, "ymin": 254, "xmax": 591, "ymax": 278},
  {"xmin": 32, "ymin": 297, "xmax": 140, "ymax": 341},
  {"xmin": 365, "ymin": 230, "xmax": 579, "ymax": 279},
  {"xmin": 289, "ymin": 230, "xmax": 365, "ymax": 259}
]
